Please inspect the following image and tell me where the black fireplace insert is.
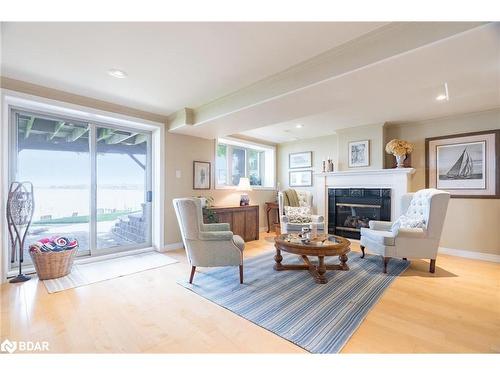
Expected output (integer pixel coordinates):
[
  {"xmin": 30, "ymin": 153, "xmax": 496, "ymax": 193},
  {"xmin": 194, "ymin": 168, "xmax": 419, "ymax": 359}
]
[{"xmin": 328, "ymin": 188, "xmax": 391, "ymax": 239}]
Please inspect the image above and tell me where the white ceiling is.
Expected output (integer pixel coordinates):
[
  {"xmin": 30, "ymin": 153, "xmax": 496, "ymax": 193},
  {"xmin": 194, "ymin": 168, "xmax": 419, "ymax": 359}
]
[
  {"xmin": 240, "ymin": 23, "xmax": 500, "ymax": 143},
  {"xmin": 0, "ymin": 22, "xmax": 386, "ymax": 115}
]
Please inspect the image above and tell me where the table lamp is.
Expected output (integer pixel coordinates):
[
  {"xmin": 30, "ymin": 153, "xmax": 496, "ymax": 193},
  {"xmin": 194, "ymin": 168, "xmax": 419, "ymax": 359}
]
[{"xmin": 236, "ymin": 177, "xmax": 252, "ymax": 206}]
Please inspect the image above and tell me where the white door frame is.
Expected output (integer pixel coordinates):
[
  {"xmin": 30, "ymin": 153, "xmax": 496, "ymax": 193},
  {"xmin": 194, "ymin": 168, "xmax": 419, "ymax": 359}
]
[{"xmin": 0, "ymin": 90, "xmax": 165, "ymax": 283}]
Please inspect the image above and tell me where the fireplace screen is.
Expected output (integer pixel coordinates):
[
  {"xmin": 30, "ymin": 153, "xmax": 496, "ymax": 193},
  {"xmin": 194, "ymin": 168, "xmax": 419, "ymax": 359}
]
[
  {"xmin": 335, "ymin": 203, "xmax": 381, "ymax": 231},
  {"xmin": 328, "ymin": 188, "xmax": 391, "ymax": 239}
]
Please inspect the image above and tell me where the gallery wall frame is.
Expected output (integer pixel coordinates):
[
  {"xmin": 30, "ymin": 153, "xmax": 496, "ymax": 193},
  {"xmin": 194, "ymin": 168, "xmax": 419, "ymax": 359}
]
[
  {"xmin": 289, "ymin": 151, "xmax": 312, "ymax": 169},
  {"xmin": 193, "ymin": 160, "xmax": 211, "ymax": 190},
  {"xmin": 348, "ymin": 140, "xmax": 370, "ymax": 168},
  {"xmin": 289, "ymin": 170, "xmax": 313, "ymax": 187},
  {"xmin": 425, "ymin": 130, "xmax": 500, "ymax": 198}
]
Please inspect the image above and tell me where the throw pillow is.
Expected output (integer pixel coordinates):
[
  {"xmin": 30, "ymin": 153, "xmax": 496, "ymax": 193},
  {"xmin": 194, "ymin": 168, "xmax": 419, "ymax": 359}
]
[
  {"xmin": 391, "ymin": 216, "xmax": 426, "ymax": 233},
  {"xmin": 391, "ymin": 195, "xmax": 427, "ymax": 234},
  {"xmin": 283, "ymin": 189, "xmax": 300, "ymax": 207},
  {"xmin": 285, "ymin": 206, "xmax": 311, "ymax": 223}
]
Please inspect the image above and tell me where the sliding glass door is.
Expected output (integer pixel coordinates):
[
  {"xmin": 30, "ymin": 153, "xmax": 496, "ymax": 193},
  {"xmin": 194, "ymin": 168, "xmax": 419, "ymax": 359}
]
[
  {"xmin": 95, "ymin": 125, "xmax": 151, "ymax": 254},
  {"xmin": 10, "ymin": 109, "xmax": 152, "ymax": 267}
]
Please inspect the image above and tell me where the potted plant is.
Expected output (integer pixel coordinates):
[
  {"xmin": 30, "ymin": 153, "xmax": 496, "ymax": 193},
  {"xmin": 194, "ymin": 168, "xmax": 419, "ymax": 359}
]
[{"xmin": 196, "ymin": 195, "xmax": 218, "ymax": 223}]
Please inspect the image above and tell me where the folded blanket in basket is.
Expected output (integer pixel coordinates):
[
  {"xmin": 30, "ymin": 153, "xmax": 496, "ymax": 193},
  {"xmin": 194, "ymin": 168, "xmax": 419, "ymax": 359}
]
[{"xmin": 29, "ymin": 236, "xmax": 78, "ymax": 253}]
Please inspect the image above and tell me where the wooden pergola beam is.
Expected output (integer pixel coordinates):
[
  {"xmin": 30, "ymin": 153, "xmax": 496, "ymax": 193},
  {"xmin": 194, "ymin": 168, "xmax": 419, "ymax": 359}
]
[
  {"xmin": 24, "ymin": 117, "xmax": 35, "ymax": 139},
  {"xmin": 49, "ymin": 121, "xmax": 66, "ymax": 140},
  {"xmin": 97, "ymin": 128, "xmax": 115, "ymax": 142},
  {"xmin": 133, "ymin": 134, "xmax": 147, "ymax": 145},
  {"xmin": 106, "ymin": 133, "xmax": 136, "ymax": 145},
  {"xmin": 67, "ymin": 126, "xmax": 89, "ymax": 142}
]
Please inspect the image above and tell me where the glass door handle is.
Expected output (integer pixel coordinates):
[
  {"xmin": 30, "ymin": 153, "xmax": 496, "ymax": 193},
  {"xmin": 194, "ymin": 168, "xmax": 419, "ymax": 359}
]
[{"xmin": 146, "ymin": 191, "xmax": 153, "ymax": 202}]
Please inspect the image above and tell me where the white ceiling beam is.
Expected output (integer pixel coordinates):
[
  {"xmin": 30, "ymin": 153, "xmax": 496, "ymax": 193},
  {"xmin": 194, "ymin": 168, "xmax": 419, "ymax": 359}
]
[
  {"xmin": 169, "ymin": 107, "xmax": 195, "ymax": 130},
  {"xmin": 168, "ymin": 22, "xmax": 487, "ymax": 137}
]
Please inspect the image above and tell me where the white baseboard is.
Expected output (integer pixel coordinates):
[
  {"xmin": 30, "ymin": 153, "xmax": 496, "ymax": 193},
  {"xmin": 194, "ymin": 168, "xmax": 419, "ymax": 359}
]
[
  {"xmin": 438, "ymin": 247, "xmax": 500, "ymax": 263},
  {"xmin": 161, "ymin": 242, "xmax": 184, "ymax": 252},
  {"xmin": 259, "ymin": 226, "xmax": 269, "ymax": 233},
  {"xmin": 337, "ymin": 237, "xmax": 499, "ymax": 263}
]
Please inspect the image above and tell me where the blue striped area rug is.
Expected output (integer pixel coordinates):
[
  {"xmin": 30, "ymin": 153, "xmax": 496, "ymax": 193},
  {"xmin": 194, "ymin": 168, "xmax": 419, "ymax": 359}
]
[{"xmin": 180, "ymin": 250, "xmax": 409, "ymax": 353}]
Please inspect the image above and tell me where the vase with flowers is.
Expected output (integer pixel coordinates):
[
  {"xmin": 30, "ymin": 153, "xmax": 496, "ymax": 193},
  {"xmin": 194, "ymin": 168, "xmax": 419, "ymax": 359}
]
[{"xmin": 385, "ymin": 139, "xmax": 414, "ymax": 168}]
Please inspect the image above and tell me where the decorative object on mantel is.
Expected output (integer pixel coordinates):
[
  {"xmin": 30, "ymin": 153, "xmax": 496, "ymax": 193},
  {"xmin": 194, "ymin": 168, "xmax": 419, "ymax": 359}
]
[
  {"xmin": 6, "ymin": 181, "xmax": 35, "ymax": 283},
  {"xmin": 385, "ymin": 139, "xmax": 414, "ymax": 168},
  {"xmin": 236, "ymin": 177, "xmax": 252, "ymax": 206},
  {"xmin": 322, "ymin": 156, "xmax": 334, "ymax": 172},
  {"xmin": 289, "ymin": 151, "xmax": 312, "ymax": 169},
  {"xmin": 348, "ymin": 140, "xmax": 370, "ymax": 168},
  {"xmin": 193, "ymin": 161, "xmax": 211, "ymax": 190},
  {"xmin": 425, "ymin": 129, "xmax": 499, "ymax": 198}
]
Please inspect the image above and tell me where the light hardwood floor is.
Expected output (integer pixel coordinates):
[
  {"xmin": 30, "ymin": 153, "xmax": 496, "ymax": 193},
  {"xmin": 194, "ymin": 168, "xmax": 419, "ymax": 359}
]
[{"xmin": 1, "ymin": 233, "xmax": 499, "ymax": 353}]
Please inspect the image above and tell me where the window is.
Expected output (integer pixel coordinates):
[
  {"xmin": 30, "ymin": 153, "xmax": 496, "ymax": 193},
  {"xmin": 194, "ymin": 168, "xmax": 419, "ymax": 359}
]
[
  {"xmin": 215, "ymin": 137, "xmax": 275, "ymax": 189},
  {"xmin": 10, "ymin": 109, "xmax": 152, "ymax": 266}
]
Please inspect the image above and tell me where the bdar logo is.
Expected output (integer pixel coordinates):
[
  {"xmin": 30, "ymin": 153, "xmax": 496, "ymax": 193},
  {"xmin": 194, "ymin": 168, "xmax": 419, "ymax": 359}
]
[{"xmin": 1, "ymin": 339, "xmax": 17, "ymax": 354}]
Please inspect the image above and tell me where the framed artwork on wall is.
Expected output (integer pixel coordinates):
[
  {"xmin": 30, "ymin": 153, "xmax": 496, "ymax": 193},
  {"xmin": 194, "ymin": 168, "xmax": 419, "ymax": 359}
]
[
  {"xmin": 193, "ymin": 161, "xmax": 211, "ymax": 190},
  {"xmin": 348, "ymin": 140, "xmax": 370, "ymax": 167},
  {"xmin": 289, "ymin": 170, "xmax": 313, "ymax": 187},
  {"xmin": 425, "ymin": 130, "xmax": 499, "ymax": 198},
  {"xmin": 289, "ymin": 151, "xmax": 312, "ymax": 169}
]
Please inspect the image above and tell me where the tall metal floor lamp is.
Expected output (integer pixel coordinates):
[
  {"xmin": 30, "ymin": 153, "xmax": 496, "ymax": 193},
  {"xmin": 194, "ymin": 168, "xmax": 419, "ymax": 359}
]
[{"xmin": 6, "ymin": 181, "xmax": 34, "ymax": 283}]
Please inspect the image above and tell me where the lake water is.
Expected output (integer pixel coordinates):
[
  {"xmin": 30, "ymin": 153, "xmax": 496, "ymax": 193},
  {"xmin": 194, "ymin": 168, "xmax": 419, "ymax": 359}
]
[{"xmin": 33, "ymin": 187, "xmax": 144, "ymax": 220}]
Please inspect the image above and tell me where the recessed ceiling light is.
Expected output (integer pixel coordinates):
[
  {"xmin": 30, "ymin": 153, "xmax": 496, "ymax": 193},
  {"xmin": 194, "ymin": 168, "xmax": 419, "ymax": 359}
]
[
  {"xmin": 108, "ymin": 69, "xmax": 127, "ymax": 79},
  {"xmin": 295, "ymin": 124, "xmax": 303, "ymax": 129}
]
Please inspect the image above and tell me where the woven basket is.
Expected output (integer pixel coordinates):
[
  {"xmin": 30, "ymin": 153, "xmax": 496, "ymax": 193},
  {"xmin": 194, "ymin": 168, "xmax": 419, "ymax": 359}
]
[{"xmin": 30, "ymin": 248, "xmax": 77, "ymax": 280}]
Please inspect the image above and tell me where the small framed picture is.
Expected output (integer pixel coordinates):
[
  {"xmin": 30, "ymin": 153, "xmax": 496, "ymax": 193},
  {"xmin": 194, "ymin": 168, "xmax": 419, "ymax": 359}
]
[
  {"xmin": 426, "ymin": 130, "xmax": 499, "ymax": 198},
  {"xmin": 289, "ymin": 151, "xmax": 312, "ymax": 169},
  {"xmin": 348, "ymin": 140, "xmax": 370, "ymax": 168},
  {"xmin": 289, "ymin": 170, "xmax": 313, "ymax": 187},
  {"xmin": 193, "ymin": 161, "xmax": 211, "ymax": 190}
]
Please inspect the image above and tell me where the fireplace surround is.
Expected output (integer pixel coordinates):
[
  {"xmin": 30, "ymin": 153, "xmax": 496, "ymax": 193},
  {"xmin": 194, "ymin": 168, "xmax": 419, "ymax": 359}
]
[
  {"xmin": 328, "ymin": 188, "xmax": 391, "ymax": 239},
  {"xmin": 314, "ymin": 168, "xmax": 416, "ymax": 239}
]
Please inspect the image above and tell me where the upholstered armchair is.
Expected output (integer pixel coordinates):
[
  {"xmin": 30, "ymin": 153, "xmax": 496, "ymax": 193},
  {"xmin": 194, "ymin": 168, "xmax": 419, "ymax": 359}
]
[
  {"xmin": 360, "ymin": 188, "xmax": 450, "ymax": 273},
  {"xmin": 278, "ymin": 189, "xmax": 325, "ymax": 233},
  {"xmin": 173, "ymin": 198, "xmax": 244, "ymax": 284}
]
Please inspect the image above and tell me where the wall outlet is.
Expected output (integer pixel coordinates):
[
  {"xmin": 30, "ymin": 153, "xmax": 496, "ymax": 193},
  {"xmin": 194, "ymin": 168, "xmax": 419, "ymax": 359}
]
[{"xmin": 175, "ymin": 170, "xmax": 181, "ymax": 178}]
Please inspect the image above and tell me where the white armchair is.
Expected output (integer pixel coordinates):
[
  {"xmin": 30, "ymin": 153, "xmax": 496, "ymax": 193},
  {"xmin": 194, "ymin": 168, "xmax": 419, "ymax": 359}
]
[
  {"xmin": 360, "ymin": 188, "xmax": 450, "ymax": 273},
  {"xmin": 278, "ymin": 189, "xmax": 325, "ymax": 233},
  {"xmin": 173, "ymin": 198, "xmax": 244, "ymax": 284}
]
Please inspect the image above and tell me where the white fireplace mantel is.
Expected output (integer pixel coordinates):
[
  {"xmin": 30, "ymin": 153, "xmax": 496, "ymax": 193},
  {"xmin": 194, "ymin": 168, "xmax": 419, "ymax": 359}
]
[{"xmin": 314, "ymin": 168, "xmax": 416, "ymax": 225}]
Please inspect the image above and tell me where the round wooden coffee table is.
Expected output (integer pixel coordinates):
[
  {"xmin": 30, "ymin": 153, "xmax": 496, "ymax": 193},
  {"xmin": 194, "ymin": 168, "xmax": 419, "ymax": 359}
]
[{"xmin": 274, "ymin": 233, "xmax": 351, "ymax": 284}]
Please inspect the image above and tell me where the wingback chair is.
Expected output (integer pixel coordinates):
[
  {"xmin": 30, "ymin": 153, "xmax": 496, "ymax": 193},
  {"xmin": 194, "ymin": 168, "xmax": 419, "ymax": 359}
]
[
  {"xmin": 278, "ymin": 189, "xmax": 324, "ymax": 233},
  {"xmin": 173, "ymin": 198, "xmax": 244, "ymax": 284},
  {"xmin": 360, "ymin": 188, "xmax": 450, "ymax": 273}
]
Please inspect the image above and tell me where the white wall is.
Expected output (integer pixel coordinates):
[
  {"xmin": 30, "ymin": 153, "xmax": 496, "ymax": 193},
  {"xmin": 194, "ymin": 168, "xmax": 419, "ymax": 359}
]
[
  {"xmin": 165, "ymin": 133, "xmax": 276, "ymax": 245},
  {"xmin": 277, "ymin": 133, "xmax": 338, "ymax": 194},
  {"xmin": 277, "ymin": 110, "xmax": 500, "ymax": 256},
  {"xmin": 277, "ymin": 122, "xmax": 385, "ymax": 192},
  {"xmin": 385, "ymin": 109, "xmax": 500, "ymax": 255}
]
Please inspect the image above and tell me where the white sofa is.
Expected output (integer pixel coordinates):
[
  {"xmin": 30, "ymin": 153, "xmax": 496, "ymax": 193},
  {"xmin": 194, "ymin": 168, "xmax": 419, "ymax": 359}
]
[
  {"xmin": 278, "ymin": 189, "xmax": 325, "ymax": 233},
  {"xmin": 360, "ymin": 188, "xmax": 450, "ymax": 273},
  {"xmin": 173, "ymin": 197, "xmax": 244, "ymax": 284}
]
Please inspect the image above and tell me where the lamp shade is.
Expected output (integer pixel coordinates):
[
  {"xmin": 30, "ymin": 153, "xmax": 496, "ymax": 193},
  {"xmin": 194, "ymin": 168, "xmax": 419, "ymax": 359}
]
[{"xmin": 236, "ymin": 177, "xmax": 252, "ymax": 191}]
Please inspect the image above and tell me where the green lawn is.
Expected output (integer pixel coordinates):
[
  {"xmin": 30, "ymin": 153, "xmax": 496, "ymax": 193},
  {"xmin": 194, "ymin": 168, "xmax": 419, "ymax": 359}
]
[{"xmin": 33, "ymin": 210, "xmax": 140, "ymax": 225}]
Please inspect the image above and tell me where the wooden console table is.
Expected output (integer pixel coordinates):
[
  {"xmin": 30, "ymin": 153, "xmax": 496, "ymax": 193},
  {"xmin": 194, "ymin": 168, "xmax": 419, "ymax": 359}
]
[
  {"xmin": 264, "ymin": 201, "xmax": 280, "ymax": 233},
  {"xmin": 205, "ymin": 205, "xmax": 259, "ymax": 242}
]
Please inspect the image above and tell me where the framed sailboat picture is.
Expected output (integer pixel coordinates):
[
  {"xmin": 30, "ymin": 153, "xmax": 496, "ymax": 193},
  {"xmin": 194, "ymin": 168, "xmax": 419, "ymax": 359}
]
[{"xmin": 426, "ymin": 130, "xmax": 500, "ymax": 198}]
